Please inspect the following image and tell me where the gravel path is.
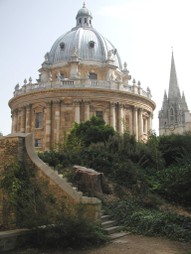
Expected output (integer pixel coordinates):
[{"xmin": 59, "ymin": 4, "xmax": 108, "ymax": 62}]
[{"xmin": 41, "ymin": 234, "xmax": 191, "ymax": 254}]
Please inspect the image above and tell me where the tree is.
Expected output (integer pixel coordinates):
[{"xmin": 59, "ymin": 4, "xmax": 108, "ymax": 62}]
[{"xmin": 67, "ymin": 116, "xmax": 115, "ymax": 147}]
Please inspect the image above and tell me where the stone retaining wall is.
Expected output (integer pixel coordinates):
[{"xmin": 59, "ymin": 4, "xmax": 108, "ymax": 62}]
[{"xmin": 0, "ymin": 133, "xmax": 101, "ymax": 252}]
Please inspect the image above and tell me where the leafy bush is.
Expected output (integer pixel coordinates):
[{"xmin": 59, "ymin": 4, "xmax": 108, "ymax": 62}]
[
  {"xmin": 16, "ymin": 206, "xmax": 107, "ymax": 251},
  {"xmin": 107, "ymin": 198, "xmax": 191, "ymax": 242},
  {"xmin": 158, "ymin": 133, "xmax": 191, "ymax": 167},
  {"xmin": 157, "ymin": 165, "xmax": 191, "ymax": 206},
  {"xmin": 68, "ymin": 116, "xmax": 115, "ymax": 147}
]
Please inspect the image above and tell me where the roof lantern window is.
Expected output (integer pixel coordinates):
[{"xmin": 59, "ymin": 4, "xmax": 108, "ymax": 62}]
[{"xmin": 76, "ymin": 3, "xmax": 93, "ymax": 27}]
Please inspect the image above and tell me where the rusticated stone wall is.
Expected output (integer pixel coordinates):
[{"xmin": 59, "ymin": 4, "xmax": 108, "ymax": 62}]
[{"xmin": 0, "ymin": 134, "xmax": 101, "ymax": 232}]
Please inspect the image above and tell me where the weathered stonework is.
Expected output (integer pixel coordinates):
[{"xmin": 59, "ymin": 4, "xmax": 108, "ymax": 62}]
[
  {"xmin": 0, "ymin": 134, "xmax": 101, "ymax": 232},
  {"xmin": 8, "ymin": 4, "xmax": 155, "ymax": 151}
]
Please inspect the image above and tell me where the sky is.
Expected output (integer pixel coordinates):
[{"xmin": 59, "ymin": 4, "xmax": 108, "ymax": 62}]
[{"xmin": 1, "ymin": 0, "xmax": 191, "ymax": 135}]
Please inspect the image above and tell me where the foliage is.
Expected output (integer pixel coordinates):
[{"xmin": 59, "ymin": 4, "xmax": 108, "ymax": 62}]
[
  {"xmin": 15, "ymin": 205, "xmax": 107, "ymax": 252},
  {"xmin": 0, "ymin": 161, "xmax": 56, "ymax": 229},
  {"xmin": 158, "ymin": 132, "xmax": 191, "ymax": 167},
  {"xmin": 67, "ymin": 116, "xmax": 115, "ymax": 147},
  {"xmin": 157, "ymin": 165, "xmax": 191, "ymax": 206},
  {"xmin": 107, "ymin": 198, "xmax": 191, "ymax": 242},
  {"xmin": 39, "ymin": 122, "xmax": 191, "ymax": 207}
]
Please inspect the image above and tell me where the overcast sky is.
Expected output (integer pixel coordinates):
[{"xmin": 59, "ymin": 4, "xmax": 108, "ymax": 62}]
[{"xmin": 1, "ymin": 0, "xmax": 191, "ymax": 135}]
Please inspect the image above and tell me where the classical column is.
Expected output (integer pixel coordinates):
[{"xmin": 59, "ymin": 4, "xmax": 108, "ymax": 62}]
[
  {"xmin": 148, "ymin": 112, "xmax": 153, "ymax": 132},
  {"xmin": 11, "ymin": 109, "xmax": 17, "ymax": 133},
  {"xmin": 119, "ymin": 104, "xmax": 124, "ymax": 134},
  {"xmin": 25, "ymin": 104, "xmax": 31, "ymax": 133},
  {"xmin": 133, "ymin": 107, "xmax": 138, "ymax": 140},
  {"xmin": 128, "ymin": 109, "xmax": 133, "ymax": 134},
  {"xmin": 84, "ymin": 100, "xmax": 90, "ymax": 121},
  {"xmin": 145, "ymin": 117, "xmax": 148, "ymax": 134},
  {"xmin": 110, "ymin": 102, "xmax": 116, "ymax": 131},
  {"xmin": 138, "ymin": 108, "xmax": 143, "ymax": 140},
  {"xmin": 20, "ymin": 107, "xmax": 26, "ymax": 133},
  {"xmin": 45, "ymin": 101, "xmax": 52, "ymax": 150},
  {"xmin": 53, "ymin": 100, "xmax": 60, "ymax": 144},
  {"xmin": 74, "ymin": 100, "xmax": 81, "ymax": 123}
]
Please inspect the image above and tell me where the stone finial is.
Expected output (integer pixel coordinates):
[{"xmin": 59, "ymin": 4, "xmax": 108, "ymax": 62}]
[
  {"xmin": 24, "ymin": 79, "xmax": 27, "ymax": 85},
  {"xmin": 29, "ymin": 77, "xmax": 32, "ymax": 84},
  {"xmin": 44, "ymin": 52, "xmax": 49, "ymax": 62},
  {"xmin": 15, "ymin": 83, "xmax": 20, "ymax": 91},
  {"xmin": 133, "ymin": 78, "xmax": 136, "ymax": 85},
  {"xmin": 49, "ymin": 72, "xmax": 53, "ymax": 81},
  {"xmin": 138, "ymin": 81, "xmax": 141, "ymax": 86}
]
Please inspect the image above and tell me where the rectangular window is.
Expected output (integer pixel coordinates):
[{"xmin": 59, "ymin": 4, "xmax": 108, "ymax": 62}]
[
  {"xmin": 96, "ymin": 111, "xmax": 103, "ymax": 119},
  {"xmin": 35, "ymin": 139, "xmax": 41, "ymax": 147},
  {"xmin": 35, "ymin": 112, "xmax": 43, "ymax": 128},
  {"xmin": 89, "ymin": 73, "xmax": 97, "ymax": 80}
]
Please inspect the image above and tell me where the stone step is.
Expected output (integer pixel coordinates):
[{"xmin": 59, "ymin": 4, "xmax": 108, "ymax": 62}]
[
  {"xmin": 102, "ymin": 220, "xmax": 116, "ymax": 228},
  {"xmin": 109, "ymin": 231, "xmax": 129, "ymax": 240},
  {"xmin": 105, "ymin": 225, "xmax": 122, "ymax": 234},
  {"xmin": 101, "ymin": 214, "xmax": 110, "ymax": 222}
]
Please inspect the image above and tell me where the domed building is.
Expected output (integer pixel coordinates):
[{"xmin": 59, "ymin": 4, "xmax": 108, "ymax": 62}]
[{"xmin": 9, "ymin": 4, "xmax": 155, "ymax": 150}]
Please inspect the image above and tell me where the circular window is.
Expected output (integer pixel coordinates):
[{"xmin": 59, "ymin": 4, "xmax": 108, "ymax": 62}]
[
  {"xmin": 60, "ymin": 42, "xmax": 65, "ymax": 50},
  {"xmin": 89, "ymin": 41, "xmax": 95, "ymax": 48}
]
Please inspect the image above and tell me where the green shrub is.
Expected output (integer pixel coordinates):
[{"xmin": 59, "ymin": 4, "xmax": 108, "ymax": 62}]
[
  {"xmin": 17, "ymin": 206, "xmax": 108, "ymax": 251},
  {"xmin": 107, "ymin": 198, "xmax": 191, "ymax": 242}
]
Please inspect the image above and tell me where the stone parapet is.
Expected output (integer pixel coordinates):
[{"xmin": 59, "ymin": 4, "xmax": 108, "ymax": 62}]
[{"xmin": 13, "ymin": 79, "xmax": 152, "ymax": 99}]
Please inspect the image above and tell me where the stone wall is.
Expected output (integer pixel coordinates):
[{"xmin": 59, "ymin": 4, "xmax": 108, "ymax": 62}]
[{"xmin": 0, "ymin": 133, "xmax": 101, "ymax": 232}]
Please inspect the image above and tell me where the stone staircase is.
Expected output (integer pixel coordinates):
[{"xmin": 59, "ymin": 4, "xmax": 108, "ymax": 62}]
[{"xmin": 101, "ymin": 211, "xmax": 128, "ymax": 240}]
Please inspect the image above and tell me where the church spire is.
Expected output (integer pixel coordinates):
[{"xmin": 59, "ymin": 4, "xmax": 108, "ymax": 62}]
[{"xmin": 168, "ymin": 51, "xmax": 181, "ymax": 99}]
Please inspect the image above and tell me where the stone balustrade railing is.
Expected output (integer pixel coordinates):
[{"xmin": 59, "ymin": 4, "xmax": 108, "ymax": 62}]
[{"xmin": 13, "ymin": 79, "xmax": 152, "ymax": 99}]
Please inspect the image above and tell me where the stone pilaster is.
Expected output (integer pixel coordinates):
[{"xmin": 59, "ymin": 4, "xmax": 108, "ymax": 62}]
[
  {"xmin": 149, "ymin": 112, "xmax": 153, "ymax": 132},
  {"xmin": 45, "ymin": 101, "xmax": 52, "ymax": 150},
  {"xmin": 25, "ymin": 104, "xmax": 31, "ymax": 133},
  {"xmin": 119, "ymin": 104, "xmax": 124, "ymax": 134},
  {"xmin": 74, "ymin": 100, "xmax": 81, "ymax": 123},
  {"xmin": 133, "ymin": 107, "xmax": 138, "ymax": 140},
  {"xmin": 12, "ymin": 109, "xmax": 18, "ymax": 133},
  {"xmin": 84, "ymin": 100, "xmax": 90, "ymax": 121},
  {"xmin": 138, "ymin": 108, "xmax": 143, "ymax": 140},
  {"xmin": 129, "ymin": 108, "xmax": 133, "ymax": 134},
  {"xmin": 20, "ymin": 107, "xmax": 26, "ymax": 133},
  {"xmin": 53, "ymin": 100, "xmax": 60, "ymax": 144},
  {"xmin": 110, "ymin": 102, "xmax": 116, "ymax": 131}
]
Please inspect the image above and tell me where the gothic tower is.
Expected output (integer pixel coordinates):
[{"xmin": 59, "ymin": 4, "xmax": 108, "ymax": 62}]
[{"xmin": 159, "ymin": 52, "xmax": 191, "ymax": 135}]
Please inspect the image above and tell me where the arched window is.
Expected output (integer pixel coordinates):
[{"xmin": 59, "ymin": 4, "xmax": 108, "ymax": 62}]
[
  {"xmin": 35, "ymin": 139, "xmax": 41, "ymax": 147},
  {"xmin": 170, "ymin": 108, "xmax": 174, "ymax": 122},
  {"xmin": 96, "ymin": 111, "xmax": 103, "ymax": 119},
  {"xmin": 35, "ymin": 112, "xmax": 43, "ymax": 128}
]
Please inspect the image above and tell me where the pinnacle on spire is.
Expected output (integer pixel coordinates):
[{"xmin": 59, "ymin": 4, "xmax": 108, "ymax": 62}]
[
  {"xmin": 168, "ymin": 51, "xmax": 181, "ymax": 99},
  {"xmin": 163, "ymin": 90, "xmax": 167, "ymax": 100}
]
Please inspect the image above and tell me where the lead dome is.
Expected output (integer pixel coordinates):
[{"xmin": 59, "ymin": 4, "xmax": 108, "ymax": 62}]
[
  {"xmin": 45, "ymin": 4, "xmax": 122, "ymax": 69},
  {"xmin": 9, "ymin": 4, "xmax": 155, "ymax": 151}
]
